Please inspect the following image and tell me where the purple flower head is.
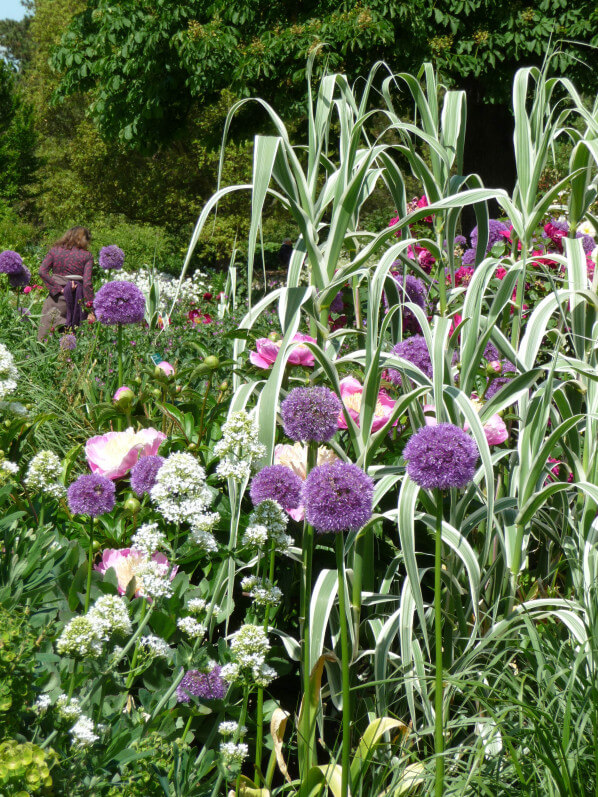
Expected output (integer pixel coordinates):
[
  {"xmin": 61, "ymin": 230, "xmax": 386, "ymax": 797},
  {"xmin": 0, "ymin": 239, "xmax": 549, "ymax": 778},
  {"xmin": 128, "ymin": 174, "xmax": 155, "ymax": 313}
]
[
  {"xmin": 0, "ymin": 250, "xmax": 24, "ymax": 274},
  {"xmin": 60, "ymin": 334, "xmax": 77, "ymax": 351},
  {"xmin": 470, "ymin": 220, "xmax": 510, "ymax": 253},
  {"xmin": 94, "ymin": 281, "xmax": 146, "ymax": 325},
  {"xmin": 483, "ymin": 342, "xmax": 501, "ymax": 362},
  {"xmin": 577, "ymin": 233, "xmax": 596, "ymax": 255},
  {"xmin": 250, "ymin": 465, "xmax": 302, "ymax": 511},
  {"xmin": 302, "ymin": 461, "xmax": 373, "ymax": 534},
  {"xmin": 389, "ymin": 273, "xmax": 427, "ymax": 332},
  {"xmin": 453, "ymin": 235, "xmax": 467, "ymax": 249},
  {"xmin": 330, "ymin": 291, "xmax": 344, "ymax": 315},
  {"xmin": 461, "ymin": 248, "xmax": 476, "ymax": 266},
  {"xmin": 67, "ymin": 473, "xmax": 116, "ymax": 517},
  {"xmin": 130, "ymin": 455, "xmax": 164, "ymax": 497},
  {"xmin": 8, "ymin": 265, "xmax": 30, "ymax": 288},
  {"xmin": 99, "ymin": 245, "xmax": 125, "ymax": 270},
  {"xmin": 485, "ymin": 360, "xmax": 516, "ymax": 399},
  {"xmin": 403, "ymin": 424, "xmax": 478, "ymax": 490},
  {"xmin": 388, "ymin": 334, "xmax": 433, "ymax": 387},
  {"xmin": 281, "ymin": 386, "xmax": 342, "ymax": 443},
  {"xmin": 176, "ymin": 666, "xmax": 227, "ymax": 702}
]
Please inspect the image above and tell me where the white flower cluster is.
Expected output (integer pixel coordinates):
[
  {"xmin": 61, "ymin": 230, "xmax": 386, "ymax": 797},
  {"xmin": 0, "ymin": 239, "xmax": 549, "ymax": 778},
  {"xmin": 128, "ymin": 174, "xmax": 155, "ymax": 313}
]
[
  {"xmin": 131, "ymin": 523, "xmax": 165, "ymax": 557},
  {"xmin": 215, "ymin": 410, "xmax": 266, "ymax": 482},
  {"xmin": 56, "ymin": 595, "xmax": 131, "ymax": 658},
  {"xmin": 219, "ymin": 741, "xmax": 249, "ymax": 772},
  {"xmin": 218, "ymin": 721, "xmax": 247, "ymax": 737},
  {"xmin": 0, "ymin": 458, "xmax": 18, "ymax": 484},
  {"xmin": 135, "ymin": 559, "xmax": 174, "ymax": 599},
  {"xmin": 177, "ymin": 616, "xmax": 207, "ymax": 639},
  {"xmin": 140, "ymin": 635, "xmax": 171, "ymax": 659},
  {"xmin": 56, "ymin": 694, "xmax": 82, "ymax": 721},
  {"xmin": 240, "ymin": 575, "xmax": 282, "ymax": 608},
  {"xmin": 25, "ymin": 450, "xmax": 65, "ymax": 499},
  {"xmin": 150, "ymin": 452, "xmax": 220, "ymax": 551},
  {"xmin": 243, "ymin": 500, "xmax": 293, "ymax": 554},
  {"xmin": 34, "ymin": 694, "xmax": 52, "ymax": 712},
  {"xmin": 0, "ymin": 343, "xmax": 18, "ymax": 401},
  {"xmin": 0, "ymin": 400, "xmax": 27, "ymax": 416},
  {"xmin": 109, "ymin": 267, "xmax": 210, "ymax": 311},
  {"xmin": 188, "ymin": 597, "xmax": 221, "ymax": 617},
  {"xmin": 70, "ymin": 715, "xmax": 101, "ymax": 747},
  {"xmin": 221, "ymin": 624, "xmax": 277, "ymax": 688}
]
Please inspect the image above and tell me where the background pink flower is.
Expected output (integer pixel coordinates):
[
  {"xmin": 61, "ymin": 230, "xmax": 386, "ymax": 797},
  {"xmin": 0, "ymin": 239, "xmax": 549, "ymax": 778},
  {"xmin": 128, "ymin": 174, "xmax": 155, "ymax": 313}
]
[
  {"xmin": 86, "ymin": 427, "xmax": 166, "ymax": 479},
  {"xmin": 249, "ymin": 333, "xmax": 316, "ymax": 369},
  {"xmin": 95, "ymin": 548, "xmax": 177, "ymax": 597},
  {"xmin": 338, "ymin": 376, "xmax": 395, "ymax": 432}
]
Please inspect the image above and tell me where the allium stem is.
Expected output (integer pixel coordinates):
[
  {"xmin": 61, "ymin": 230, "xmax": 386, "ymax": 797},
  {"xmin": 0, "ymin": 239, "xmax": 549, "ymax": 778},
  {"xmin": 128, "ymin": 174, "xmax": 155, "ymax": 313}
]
[
  {"xmin": 434, "ymin": 491, "xmax": 445, "ymax": 797},
  {"xmin": 351, "ymin": 525, "xmax": 373, "ymax": 654},
  {"xmin": 125, "ymin": 599, "xmax": 147, "ymax": 689},
  {"xmin": 336, "ymin": 533, "xmax": 351, "ymax": 797},
  {"xmin": 117, "ymin": 323, "xmax": 124, "ymax": 388},
  {"xmin": 255, "ymin": 539, "xmax": 277, "ymax": 784},
  {"xmin": 507, "ymin": 523, "xmax": 525, "ymax": 616},
  {"xmin": 84, "ymin": 519, "xmax": 94, "ymax": 613}
]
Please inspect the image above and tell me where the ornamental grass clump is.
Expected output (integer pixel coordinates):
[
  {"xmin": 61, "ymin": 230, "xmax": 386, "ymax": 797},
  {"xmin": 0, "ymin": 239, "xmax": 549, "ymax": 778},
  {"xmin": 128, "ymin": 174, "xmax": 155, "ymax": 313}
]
[{"xmin": 280, "ymin": 386, "xmax": 342, "ymax": 443}]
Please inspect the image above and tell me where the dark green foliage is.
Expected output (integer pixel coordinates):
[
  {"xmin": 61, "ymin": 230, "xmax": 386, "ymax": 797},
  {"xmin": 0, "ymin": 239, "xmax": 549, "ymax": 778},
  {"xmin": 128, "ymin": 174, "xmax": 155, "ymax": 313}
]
[
  {"xmin": 0, "ymin": 606, "xmax": 42, "ymax": 736},
  {"xmin": 0, "ymin": 61, "xmax": 37, "ymax": 208}
]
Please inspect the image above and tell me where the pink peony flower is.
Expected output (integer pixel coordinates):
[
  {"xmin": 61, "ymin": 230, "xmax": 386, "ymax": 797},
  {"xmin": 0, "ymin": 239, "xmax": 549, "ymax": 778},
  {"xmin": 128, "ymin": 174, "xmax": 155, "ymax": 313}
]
[
  {"xmin": 495, "ymin": 267, "xmax": 507, "ymax": 280},
  {"xmin": 249, "ymin": 333, "xmax": 316, "ymax": 369},
  {"xmin": 417, "ymin": 194, "xmax": 433, "ymax": 223},
  {"xmin": 85, "ymin": 427, "xmax": 166, "ymax": 479},
  {"xmin": 156, "ymin": 360, "xmax": 175, "ymax": 376},
  {"xmin": 338, "ymin": 376, "xmax": 396, "ymax": 433},
  {"xmin": 95, "ymin": 548, "xmax": 177, "ymax": 598},
  {"xmin": 424, "ymin": 401, "xmax": 508, "ymax": 446}
]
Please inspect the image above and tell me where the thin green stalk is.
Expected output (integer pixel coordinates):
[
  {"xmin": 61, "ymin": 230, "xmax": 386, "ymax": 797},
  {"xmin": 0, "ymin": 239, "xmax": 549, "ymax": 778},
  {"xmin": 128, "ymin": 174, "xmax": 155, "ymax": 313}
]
[
  {"xmin": 125, "ymin": 599, "xmax": 147, "ymax": 689},
  {"xmin": 351, "ymin": 525, "xmax": 372, "ymax": 655},
  {"xmin": 434, "ymin": 491, "xmax": 444, "ymax": 797},
  {"xmin": 352, "ymin": 275, "xmax": 362, "ymax": 330},
  {"xmin": 84, "ymin": 518, "xmax": 94, "ymax": 613},
  {"xmin": 336, "ymin": 534, "xmax": 351, "ymax": 797},
  {"xmin": 507, "ymin": 523, "xmax": 525, "ymax": 616},
  {"xmin": 255, "ymin": 539, "xmax": 277, "ymax": 784},
  {"xmin": 117, "ymin": 323, "xmax": 124, "ymax": 387},
  {"xmin": 510, "ymin": 247, "xmax": 527, "ymax": 350},
  {"xmin": 235, "ymin": 689, "xmax": 250, "ymax": 797},
  {"xmin": 197, "ymin": 373, "xmax": 213, "ymax": 442}
]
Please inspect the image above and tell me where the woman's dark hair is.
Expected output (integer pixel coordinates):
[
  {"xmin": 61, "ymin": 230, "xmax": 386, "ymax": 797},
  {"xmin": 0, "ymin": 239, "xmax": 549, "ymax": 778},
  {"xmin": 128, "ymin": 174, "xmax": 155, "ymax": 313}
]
[{"xmin": 54, "ymin": 226, "xmax": 92, "ymax": 250}]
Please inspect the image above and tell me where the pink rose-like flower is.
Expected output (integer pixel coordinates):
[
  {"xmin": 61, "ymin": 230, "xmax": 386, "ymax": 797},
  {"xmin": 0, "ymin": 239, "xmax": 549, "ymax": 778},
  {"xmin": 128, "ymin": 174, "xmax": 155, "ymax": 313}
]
[
  {"xmin": 249, "ymin": 333, "xmax": 316, "ymax": 369},
  {"xmin": 417, "ymin": 194, "xmax": 433, "ymax": 223},
  {"xmin": 85, "ymin": 427, "xmax": 166, "ymax": 479},
  {"xmin": 156, "ymin": 360, "xmax": 175, "ymax": 376},
  {"xmin": 338, "ymin": 376, "xmax": 396, "ymax": 433},
  {"xmin": 424, "ymin": 402, "xmax": 508, "ymax": 446},
  {"xmin": 495, "ymin": 267, "xmax": 507, "ymax": 280},
  {"xmin": 95, "ymin": 548, "xmax": 177, "ymax": 598},
  {"xmin": 23, "ymin": 286, "xmax": 32, "ymax": 294}
]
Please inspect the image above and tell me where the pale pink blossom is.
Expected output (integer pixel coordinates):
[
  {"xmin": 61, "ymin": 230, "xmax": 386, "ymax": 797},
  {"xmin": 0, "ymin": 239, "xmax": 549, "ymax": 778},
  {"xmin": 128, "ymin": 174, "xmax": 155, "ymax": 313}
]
[
  {"xmin": 338, "ymin": 376, "xmax": 396, "ymax": 433},
  {"xmin": 249, "ymin": 333, "xmax": 316, "ymax": 369},
  {"xmin": 85, "ymin": 427, "xmax": 166, "ymax": 480},
  {"xmin": 156, "ymin": 361, "xmax": 175, "ymax": 376},
  {"xmin": 423, "ymin": 401, "xmax": 508, "ymax": 446},
  {"xmin": 95, "ymin": 548, "xmax": 177, "ymax": 598}
]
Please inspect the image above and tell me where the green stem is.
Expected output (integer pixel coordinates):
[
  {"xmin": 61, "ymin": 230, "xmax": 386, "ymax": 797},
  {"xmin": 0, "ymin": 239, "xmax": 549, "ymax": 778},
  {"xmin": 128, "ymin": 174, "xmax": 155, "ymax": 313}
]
[
  {"xmin": 255, "ymin": 540, "xmax": 277, "ymax": 784},
  {"xmin": 434, "ymin": 491, "xmax": 445, "ymax": 797},
  {"xmin": 235, "ymin": 690, "xmax": 250, "ymax": 797},
  {"xmin": 351, "ymin": 525, "xmax": 372, "ymax": 655},
  {"xmin": 507, "ymin": 523, "xmax": 525, "ymax": 616},
  {"xmin": 197, "ymin": 373, "xmax": 213, "ymax": 443},
  {"xmin": 125, "ymin": 599, "xmax": 147, "ymax": 689},
  {"xmin": 117, "ymin": 323, "xmax": 124, "ymax": 388},
  {"xmin": 336, "ymin": 534, "xmax": 351, "ymax": 797},
  {"xmin": 352, "ymin": 276, "xmax": 362, "ymax": 330},
  {"xmin": 84, "ymin": 519, "xmax": 94, "ymax": 613}
]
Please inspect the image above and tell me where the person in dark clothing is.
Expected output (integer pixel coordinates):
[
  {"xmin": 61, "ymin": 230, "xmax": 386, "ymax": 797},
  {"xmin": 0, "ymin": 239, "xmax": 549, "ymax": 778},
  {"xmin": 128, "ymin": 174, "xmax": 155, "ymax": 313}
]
[
  {"xmin": 37, "ymin": 227, "xmax": 95, "ymax": 341},
  {"xmin": 278, "ymin": 238, "xmax": 293, "ymax": 268}
]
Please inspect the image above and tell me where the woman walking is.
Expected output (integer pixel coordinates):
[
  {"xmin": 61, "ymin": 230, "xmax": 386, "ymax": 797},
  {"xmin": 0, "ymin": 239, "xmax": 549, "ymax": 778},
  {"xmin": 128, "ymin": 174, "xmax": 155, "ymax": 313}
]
[{"xmin": 37, "ymin": 226, "xmax": 95, "ymax": 341}]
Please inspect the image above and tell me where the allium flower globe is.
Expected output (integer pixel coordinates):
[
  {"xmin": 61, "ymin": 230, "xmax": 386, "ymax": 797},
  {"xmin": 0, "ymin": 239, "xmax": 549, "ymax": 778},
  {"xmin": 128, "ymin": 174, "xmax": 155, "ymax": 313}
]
[
  {"xmin": 67, "ymin": 473, "xmax": 116, "ymax": 517},
  {"xmin": 403, "ymin": 424, "xmax": 478, "ymax": 490},
  {"xmin": 8, "ymin": 265, "xmax": 30, "ymax": 288},
  {"xmin": 94, "ymin": 281, "xmax": 146, "ymax": 325},
  {"xmin": 99, "ymin": 245, "xmax": 125, "ymax": 270},
  {"xmin": 250, "ymin": 465, "xmax": 302, "ymax": 512},
  {"xmin": 60, "ymin": 334, "xmax": 77, "ymax": 351},
  {"xmin": 388, "ymin": 335, "xmax": 433, "ymax": 387},
  {"xmin": 176, "ymin": 666, "xmax": 227, "ymax": 702},
  {"xmin": 302, "ymin": 461, "xmax": 373, "ymax": 533},
  {"xmin": 0, "ymin": 250, "xmax": 24, "ymax": 274},
  {"xmin": 130, "ymin": 455, "xmax": 164, "ymax": 496},
  {"xmin": 281, "ymin": 386, "xmax": 342, "ymax": 443}
]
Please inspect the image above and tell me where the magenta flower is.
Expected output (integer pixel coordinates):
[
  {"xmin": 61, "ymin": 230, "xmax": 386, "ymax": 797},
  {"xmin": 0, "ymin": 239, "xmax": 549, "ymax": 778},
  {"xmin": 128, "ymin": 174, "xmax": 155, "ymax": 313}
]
[
  {"xmin": 249, "ymin": 333, "xmax": 316, "ymax": 369},
  {"xmin": 338, "ymin": 376, "xmax": 395, "ymax": 433}
]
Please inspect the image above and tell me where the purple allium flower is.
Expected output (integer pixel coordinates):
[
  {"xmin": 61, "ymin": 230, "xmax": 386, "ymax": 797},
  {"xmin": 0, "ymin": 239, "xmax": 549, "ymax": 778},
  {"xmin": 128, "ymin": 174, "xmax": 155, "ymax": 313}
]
[
  {"xmin": 453, "ymin": 235, "xmax": 467, "ymax": 248},
  {"xmin": 461, "ymin": 248, "xmax": 476, "ymax": 265},
  {"xmin": 388, "ymin": 334, "xmax": 433, "ymax": 387},
  {"xmin": 67, "ymin": 473, "xmax": 116, "ymax": 517},
  {"xmin": 130, "ymin": 455, "xmax": 164, "ymax": 497},
  {"xmin": 403, "ymin": 424, "xmax": 478, "ymax": 490},
  {"xmin": 302, "ymin": 461, "xmax": 373, "ymax": 533},
  {"xmin": 94, "ymin": 281, "xmax": 146, "ymax": 325},
  {"xmin": 0, "ymin": 250, "xmax": 24, "ymax": 274},
  {"xmin": 485, "ymin": 360, "xmax": 516, "ymax": 399},
  {"xmin": 330, "ymin": 291, "xmax": 344, "ymax": 315},
  {"xmin": 60, "ymin": 334, "xmax": 77, "ymax": 351},
  {"xmin": 250, "ymin": 465, "xmax": 302, "ymax": 510},
  {"xmin": 176, "ymin": 667, "xmax": 227, "ymax": 702},
  {"xmin": 281, "ymin": 386, "xmax": 342, "ymax": 443},
  {"xmin": 577, "ymin": 233, "xmax": 596, "ymax": 255},
  {"xmin": 470, "ymin": 219, "xmax": 510, "ymax": 253},
  {"xmin": 99, "ymin": 245, "xmax": 125, "ymax": 270},
  {"xmin": 8, "ymin": 265, "xmax": 30, "ymax": 288},
  {"xmin": 483, "ymin": 342, "xmax": 501, "ymax": 362}
]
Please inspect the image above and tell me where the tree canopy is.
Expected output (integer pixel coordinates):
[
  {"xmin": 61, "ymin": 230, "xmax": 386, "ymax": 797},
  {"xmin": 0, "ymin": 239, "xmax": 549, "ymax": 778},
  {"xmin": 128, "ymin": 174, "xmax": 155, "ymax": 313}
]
[{"xmin": 51, "ymin": 0, "xmax": 598, "ymax": 151}]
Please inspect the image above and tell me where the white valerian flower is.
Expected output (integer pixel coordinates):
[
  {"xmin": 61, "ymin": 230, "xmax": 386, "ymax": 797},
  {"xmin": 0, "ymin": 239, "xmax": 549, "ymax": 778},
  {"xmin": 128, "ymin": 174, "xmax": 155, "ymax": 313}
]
[
  {"xmin": 218, "ymin": 721, "xmax": 247, "ymax": 736},
  {"xmin": 140, "ymin": 635, "xmax": 171, "ymax": 659},
  {"xmin": 190, "ymin": 527, "xmax": 218, "ymax": 553},
  {"xmin": 252, "ymin": 663, "xmax": 277, "ymax": 688},
  {"xmin": 240, "ymin": 576, "xmax": 282, "ymax": 608},
  {"xmin": 177, "ymin": 617, "xmax": 207, "ymax": 639},
  {"xmin": 188, "ymin": 598, "xmax": 221, "ymax": 616},
  {"xmin": 578, "ymin": 219, "xmax": 597, "ymax": 238},
  {"xmin": 56, "ymin": 695, "xmax": 82, "ymax": 721},
  {"xmin": 25, "ymin": 450, "xmax": 65, "ymax": 498},
  {"xmin": 220, "ymin": 663, "xmax": 240, "ymax": 683},
  {"xmin": 34, "ymin": 694, "xmax": 52, "ymax": 712},
  {"xmin": 89, "ymin": 595, "xmax": 132, "ymax": 636},
  {"xmin": 0, "ymin": 343, "xmax": 18, "ymax": 401},
  {"xmin": 56, "ymin": 616, "xmax": 107, "ymax": 658},
  {"xmin": 150, "ymin": 452, "xmax": 214, "ymax": 525},
  {"xmin": 230, "ymin": 625, "xmax": 270, "ymax": 659},
  {"xmin": 109, "ymin": 267, "xmax": 209, "ymax": 314},
  {"xmin": 243, "ymin": 499, "xmax": 294, "ymax": 554},
  {"xmin": 242, "ymin": 523, "xmax": 269, "ymax": 548},
  {"xmin": 215, "ymin": 410, "xmax": 266, "ymax": 482},
  {"xmin": 131, "ymin": 523, "xmax": 165, "ymax": 557},
  {"xmin": 0, "ymin": 459, "xmax": 18, "ymax": 483},
  {"xmin": 70, "ymin": 715, "xmax": 100, "ymax": 747},
  {"xmin": 135, "ymin": 560, "xmax": 173, "ymax": 599},
  {"xmin": 219, "ymin": 741, "xmax": 249, "ymax": 771}
]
